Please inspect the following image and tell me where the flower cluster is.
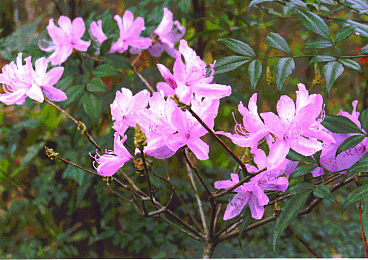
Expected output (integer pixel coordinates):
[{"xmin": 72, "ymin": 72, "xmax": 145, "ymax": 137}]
[
  {"xmin": 0, "ymin": 53, "xmax": 66, "ymax": 105},
  {"xmin": 218, "ymin": 83, "xmax": 335, "ymax": 168}
]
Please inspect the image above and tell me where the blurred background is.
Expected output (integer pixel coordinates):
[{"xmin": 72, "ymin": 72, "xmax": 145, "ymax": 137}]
[{"xmin": 0, "ymin": 0, "xmax": 368, "ymax": 258}]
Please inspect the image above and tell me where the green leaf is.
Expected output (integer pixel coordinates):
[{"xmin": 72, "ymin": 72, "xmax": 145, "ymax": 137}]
[
  {"xmin": 335, "ymin": 27, "xmax": 355, "ymax": 44},
  {"xmin": 274, "ymin": 57, "xmax": 295, "ymax": 91},
  {"xmin": 313, "ymin": 184, "xmax": 337, "ymax": 203},
  {"xmin": 249, "ymin": 0, "xmax": 275, "ymax": 8},
  {"xmin": 295, "ymin": 9, "xmax": 332, "ymax": 41},
  {"xmin": 238, "ymin": 207, "xmax": 252, "ymax": 249},
  {"xmin": 82, "ymin": 93, "xmax": 103, "ymax": 123},
  {"xmin": 213, "ymin": 56, "xmax": 251, "ymax": 75},
  {"xmin": 339, "ymin": 59, "xmax": 362, "ymax": 73},
  {"xmin": 309, "ymin": 56, "xmax": 336, "ymax": 64},
  {"xmin": 343, "ymin": 184, "xmax": 368, "ymax": 213},
  {"xmin": 62, "ymin": 164, "xmax": 86, "ymax": 186},
  {"xmin": 273, "ymin": 191, "xmax": 311, "ymax": 251},
  {"xmin": 100, "ymin": 38, "xmax": 114, "ymax": 55},
  {"xmin": 248, "ymin": 59, "xmax": 262, "ymax": 90},
  {"xmin": 55, "ymin": 76, "xmax": 75, "ymax": 91},
  {"xmin": 322, "ymin": 61, "xmax": 344, "ymax": 94},
  {"xmin": 102, "ymin": 53, "xmax": 133, "ymax": 70},
  {"xmin": 286, "ymin": 149, "xmax": 316, "ymax": 163},
  {"xmin": 305, "ymin": 39, "xmax": 333, "ymax": 49},
  {"xmin": 218, "ymin": 38, "xmax": 256, "ymax": 57},
  {"xmin": 358, "ymin": 43, "xmax": 368, "ymax": 55},
  {"xmin": 348, "ymin": 159, "xmax": 368, "ymax": 174},
  {"xmin": 64, "ymin": 84, "xmax": 85, "ymax": 106},
  {"xmin": 290, "ymin": 164, "xmax": 318, "ymax": 179},
  {"xmin": 66, "ymin": 231, "xmax": 89, "ymax": 242},
  {"xmin": 92, "ymin": 64, "xmax": 121, "ymax": 77},
  {"xmin": 265, "ymin": 32, "xmax": 291, "ymax": 54},
  {"xmin": 87, "ymin": 78, "xmax": 108, "ymax": 93},
  {"xmin": 321, "ymin": 115, "xmax": 365, "ymax": 134},
  {"xmin": 363, "ymin": 199, "xmax": 368, "ymax": 242},
  {"xmin": 21, "ymin": 142, "xmax": 46, "ymax": 165},
  {"xmin": 336, "ymin": 134, "xmax": 366, "ymax": 156},
  {"xmin": 287, "ymin": 182, "xmax": 314, "ymax": 196},
  {"xmin": 359, "ymin": 109, "xmax": 368, "ymax": 133},
  {"xmin": 313, "ymin": 150, "xmax": 322, "ymax": 164}
]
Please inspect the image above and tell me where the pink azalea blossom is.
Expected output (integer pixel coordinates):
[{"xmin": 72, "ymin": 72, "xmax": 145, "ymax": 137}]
[
  {"xmin": 157, "ymin": 39, "xmax": 231, "ymax": 104},
  {"xmin": 110, "ymin": 88, "xmax": 150, "ymax": 135},
  {"xmin": 39, "ymin": 16, "xmax": 90, "ymax": 65},
  {"xmin": 132, "ymin": 8, "xmax": 185, "ymax": 58},
  {"xmin": 311, "ymin": 100, "xmax": 367, "ymax": 177},
  {"xmin": 91, "ymin": 132, "xmax": 132, "ymax": 176},
  {"xmin": 89, "ymin": 20, "xmax": 108, "ymax": 44},
  {"xmin": 111, "ymin": 10, "xmax": 152, "ymax": 54},
  {"xmin": 215, "ymin": 149, "xmax": 289, "ymax": 220},
  {"xmin": 0, "ymin": 53, "xmax": 66, "ymax": 105}
]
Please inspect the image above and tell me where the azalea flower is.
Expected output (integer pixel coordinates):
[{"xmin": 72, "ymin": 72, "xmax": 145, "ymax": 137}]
[
  {"xmin": 157, "ymin": 39, "xmax": 231, "ymax": 104},
  {"xmin": 111, "ymin": 10, "xmax": 152, "ymax": 54},
  {"xmin": 39, "ymin": 16, "xmax": 90, "ymax": 65},
  {"xmin": 131, "ymin": 8, "xmax": 186, "ymax": 58},
  {"xmin": 89, "ymin": 19, "xmax": 108, "ymax": 44},
  {"xmin": 311, "ymin": 100, "xmax": 368, "ymax": 177},
  {"xmin": 215, "ymin": 149, "xmax": 289, "ymax": 220},
  {"xmin": 0, "ymin": 53, "xmax": 66, "ymax": 105},
  {"xmin": 110, "ymin": 88, "xmax": 150, "ymax": 135},
  {"xmin": 91, "ymin": 132, "xmax": 132, "ymax": 176}
]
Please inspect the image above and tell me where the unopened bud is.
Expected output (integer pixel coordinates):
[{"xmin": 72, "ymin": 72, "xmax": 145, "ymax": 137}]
[
  {"xmin": 312, "ymin": 62, "xmax": 322, "ymax": 85},
  {"xmin": 273, "ymin": 201, "xmax": 281, "ymax": 216},
  {"xmin": 134, "ymin": 123, "xmax": 147, "ymax": 150},
  {"xmin": 44, "ymin": 146, "xmax": 59, "ymax": 160},
  {"xmin": 77, "ymin": 121, "xmax": 87, "ymax": 135},
  {"xmin": 266, "ymin": 65, "xmax": 273, "ymax": 85}
]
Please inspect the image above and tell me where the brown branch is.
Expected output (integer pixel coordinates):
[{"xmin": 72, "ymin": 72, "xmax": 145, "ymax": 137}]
[
  {"xmin": 359, "ymin": 201, "xmax": 368, "ymax": 258},
  {"xmin": 288, "ymin": 226, "xmax": 320, "ymax": 258}
]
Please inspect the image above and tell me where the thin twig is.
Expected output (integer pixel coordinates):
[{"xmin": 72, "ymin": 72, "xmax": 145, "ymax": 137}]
[
  {"xmin": 288, "ymin": 226, "xmax": 320, "ymax": 258},
  {"xmin": 45, "ymin": 99, "xmax": 101, "ymax": 151},
  {"xmin": 185, "ymin": 149, "xmax": 208, "ymax": 235},
  {"xmin": 187, "ymin": 107, "xmax": 250, "ymax": 176},
  {"xmin": 140, "ymin": 150, "xmax": 154, "ymax": 202},
  {"xmin": 160, "ymin": 215, "xmax": 201, "ymax": 241},
  {"xmin": 359, "ymin": 200, "xmax": 368, "ymax": 258}
]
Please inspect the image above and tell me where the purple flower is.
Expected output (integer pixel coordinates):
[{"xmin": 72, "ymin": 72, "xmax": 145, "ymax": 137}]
[
  {"xmin": 89, "ymin": 20, "xmax": 108, "ymax": 44},
  {"xmin": 311, "ymin": 100, "xmax": 367, "ymax": 176},
  {"xmin": 91, "ymin": 132, "xmax": 132, "ymax": 176},
  {"xmin": 147, "ymin": 8, "xmax": 186, "ymax": 58},
  {"xmin": 157, "ymin": 40, "xmax": 231, "ymax": 104},
  {"xmin": 0, "ymin": 53, "xmax": 66, "ymax": 105},
  {"xmin": 111, "ymin": 10, "xmax": 152, "ymax": 54},
  {"xmin": 39, "ymin": 16, "xmax": 90, "ymax": 65},
  {"xmin": 110, "ymin": 88, "xmax": 150, "ymax": 135}
]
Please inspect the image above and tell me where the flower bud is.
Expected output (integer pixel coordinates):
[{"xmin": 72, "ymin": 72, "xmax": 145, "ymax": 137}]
[{"xmin": 134, "ymin": 123, "xmax": 147, "ymax": 150}]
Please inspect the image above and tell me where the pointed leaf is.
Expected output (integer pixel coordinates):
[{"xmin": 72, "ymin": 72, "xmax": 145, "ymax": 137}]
[
  {"xmin": 92, "ymin": 64, "xmax": 121, "ymax": 77},
  {"xmin": 64, "ymin": 84, "xmax": 85, "ymax": 106},
  {"xmin": 305, "ymin": 39, "xmax": 333, "ymax": 49},
  {"xmin": 335, "ymin": 27, "xmax": 355, "ymax": 43},
  {"xmin": 339, "ymin": 59, "xmax": 362, "ymax": 73},
  {"xmin": 336, "ymin": 134, "xmax": 365, "ymax": 156},
  {"xmin": 249, "ymin": 0, "xmax": 275, "ymax": 8},
  {"xmin": 358, "ymin": 43, "xmax": 368, "ymax": 55},
  {"xmin": 102, "ymin": 54, "xmax": 133, "ymax": 70},
  {"xmin": 248, "ymin": 59, "xmax": 262, "ymax": 90},
  {"xmin": 349, "ymin": 159, "xmax": 368, "ymax": 174},
  {"xmin": 309, "ymin": 56, "xmax": 336, "ymax": 64},
  {"xmin": 218, "ymin": 38, "xmax": 256, "ymax": 57},
  {"xmin": 295, "ymin": 9, "xmax": 332, "ymax": 41},
  {"xmin": 322, "ymin": 61, "xmax": 344, "ymax": 94},
  {"xmin": 100, "ymin": 38, "xmax": 114, "ymax": 55},
  {"xmin": 290, "ymin": 164, "xmax": 318, "ymax": 179},
  {"xmin": 274, "ymin": 57, "xmax": 295, "ymax": 91},
  {"xmin": 87, "ymin": 78, "xmax": 108, "ymax": 93},
  {"xmin": 273, "ymin": 191, "xmax": 311, "ymax": 251},
  {"xmin": 265, "ymin": 32, "xmax": 292, "ymax": 54},
  {"xmin": 313, "ymin": 184, "xmax": 337, "ymax": 203},
  {"xmin": 343, "ymin": 184, "xmax": 368, "ymax": 213},
  {"xmin": 321, "ymin": 115, "xmax": 365, "ymax": 134},
  {"xmin": 286, "ymin": 149, "xmax": 316, "ymax": 163},
  {"xmin": 62, "ymin": 164, "xmax": 86, "ymax": 186},
  {"xmin": 313, "ymin": 150, "xmax": 322, "ymax": 164},
  {"xmin": 363, "ymin": 198, "xmax": 368, "ymax": 241},
  {"xmin": 82, "ymin": 93, "xmax": 103, "ymax": 123},
  {"xmin": 214, "ymin": 56, "xmax": 251, "ymax": 75},
  {"xmin": 287, "ymin": 182, "xmax": 314, "ymax": 196},
  {"xmin": 359, "ymin": 109, "xmax": 368, "ymax": 134}
]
